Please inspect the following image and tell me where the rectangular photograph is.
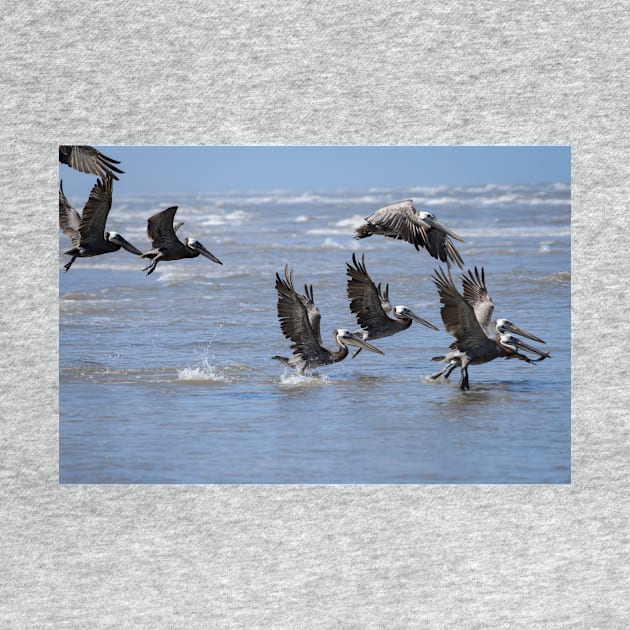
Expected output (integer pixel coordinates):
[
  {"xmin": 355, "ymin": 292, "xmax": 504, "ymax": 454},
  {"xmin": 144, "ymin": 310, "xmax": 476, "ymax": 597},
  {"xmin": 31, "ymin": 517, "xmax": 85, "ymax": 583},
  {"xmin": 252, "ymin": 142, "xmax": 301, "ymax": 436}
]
[{"xmin": 59, "ymin": 145, "xmax": 570, "ymax": 484}]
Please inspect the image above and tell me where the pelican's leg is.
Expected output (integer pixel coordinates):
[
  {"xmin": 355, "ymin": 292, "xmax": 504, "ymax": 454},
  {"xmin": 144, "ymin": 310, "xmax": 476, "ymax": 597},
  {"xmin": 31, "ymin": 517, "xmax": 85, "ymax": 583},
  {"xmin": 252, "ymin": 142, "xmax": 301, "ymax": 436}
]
[
  {"xmin": 143, "ymin": 256, "xmax": 161, "ymax": 275},
  {"xmin": 429, "ymin": 361, "xmax": 457, "ymax": 380},
  {"xmin": 63, "ymin": 256, "xmax": 76, "ymax": 272},
  {"xmin": 458, "ymin": 366, "xmax": 470, "ymax": 391}
]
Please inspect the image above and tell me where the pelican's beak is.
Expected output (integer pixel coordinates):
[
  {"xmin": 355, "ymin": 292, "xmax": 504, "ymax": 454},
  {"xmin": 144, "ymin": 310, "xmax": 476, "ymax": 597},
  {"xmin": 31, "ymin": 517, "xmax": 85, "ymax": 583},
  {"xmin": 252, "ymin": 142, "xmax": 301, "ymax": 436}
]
[
  {"xmin": 502, "ymin": 322, "xmax": 546, "ymax": 344},
  {"xmin": 109, "ymin": 234, "xmax": 143, "ymax": 256},
  {"xmin": 406, "ymin": 310, "xmax": 440, "ymax": 331},
  {"xmin": 342, "ymin": 331, "xmax": 385, "ymax": 355},
  {"xmin": 424, "ymin": 217, "xmax": 465, "ymax": 242},
  {"xmin": 510, "ymin": 337, "xmax": 551, "ymax": 360},
  {"xmin": 193, "ymin": 243, "xmax": 223, "ymax": 265}
]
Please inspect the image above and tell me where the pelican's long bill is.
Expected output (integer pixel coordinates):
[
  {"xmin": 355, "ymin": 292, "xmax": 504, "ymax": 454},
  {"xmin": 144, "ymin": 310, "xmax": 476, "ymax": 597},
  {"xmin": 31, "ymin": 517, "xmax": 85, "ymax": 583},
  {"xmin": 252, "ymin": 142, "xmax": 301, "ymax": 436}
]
[
  {"xmin": 400, "ymin": 308, "xmax": 440, "ymax": 331},
  {"xmin": 336, "ymin": 329, "xmax": 384, "ymax": 355},
  {"xmin": 189, "ymin": 241, "xmax": 223, "ymax": 265},
  {"xmin": 495, "ymin": 318, "xmax": 546, "ymax": 344},
  {"xmin": 108, "ymin": 232, "xmax": 143, "ymax": 256},
  {"xmin": 424, "ymin": 217, "xmax": 465, "ymax": 243},
  {"xmin": 500, "ymin": 334, "xmax": 550, "ymax": 360}
]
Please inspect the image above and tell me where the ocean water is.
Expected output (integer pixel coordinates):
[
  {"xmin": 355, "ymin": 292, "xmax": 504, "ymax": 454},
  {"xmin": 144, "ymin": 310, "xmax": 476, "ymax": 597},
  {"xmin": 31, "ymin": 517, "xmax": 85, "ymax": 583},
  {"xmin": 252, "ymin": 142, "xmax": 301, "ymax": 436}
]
[{"xmin": 59, "ymin": 184, "xmax": 571, "ymax": 483}]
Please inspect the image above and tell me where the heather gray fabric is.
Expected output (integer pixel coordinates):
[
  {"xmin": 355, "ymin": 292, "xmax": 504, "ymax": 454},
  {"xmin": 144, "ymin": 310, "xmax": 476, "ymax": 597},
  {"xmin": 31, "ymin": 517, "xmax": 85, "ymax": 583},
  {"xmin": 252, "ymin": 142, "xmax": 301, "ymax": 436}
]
[{"xmin": 2, "ymin": 2, "xmax": 627, "ymax": 627}]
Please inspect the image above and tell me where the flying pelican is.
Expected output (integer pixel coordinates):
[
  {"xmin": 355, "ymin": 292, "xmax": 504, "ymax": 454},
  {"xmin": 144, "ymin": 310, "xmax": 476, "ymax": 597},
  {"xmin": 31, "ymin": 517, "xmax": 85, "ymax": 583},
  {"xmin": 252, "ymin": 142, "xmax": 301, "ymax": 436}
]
[
  {"xmin": 429, "ymin": 266, "xmax": 549, "ymax": 390},
  {"xmin": 59, "ymin": 177, "xmax": 142, "ymax": 272},
  {"xmin": 272, "ymin": 265, "xmax": 385, "ymax": 374},
  {"xmin": 140, "ymin": 206, "xmax": 223, "ymax": 275},
  {"xmin": 346, "ymin": 253, "xmax": 438, "ymax": 356},
  {"xmin": 59, "ymin": 145, "xmax": 124, "ymax": 180},
  {"xmin": 354, "ymin": 199, "xmax": 465, "ymax": 268}
]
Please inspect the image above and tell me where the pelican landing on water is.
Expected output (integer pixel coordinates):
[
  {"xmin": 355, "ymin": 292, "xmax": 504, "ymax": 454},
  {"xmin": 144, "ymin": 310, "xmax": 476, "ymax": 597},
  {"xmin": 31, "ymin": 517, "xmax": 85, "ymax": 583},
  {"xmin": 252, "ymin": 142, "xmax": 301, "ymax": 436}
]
[
  {"xmin": 346, "ymin": 253, "xmax": 438, "ymax": 357},
  {"xmin": 430, "ymin": 266, "xmax": 550, "ymax": 390},
  {"xmin": 140, "ymin": 206, "xmax": 223, "ymax": 275},
  {"xmin": 59, "ymin": 145, "xmax": 124, "ymax": 180},
  {"xmin": 355, "ymin": 199, "xmax": 464, "ymax": 268},
  {"xmin": 59, "ymin": 177, "xmax": 142, "ymax": 272},
  {"xmin": 272, "ymin": 266, "xmax": 384, "ymax": 374}
]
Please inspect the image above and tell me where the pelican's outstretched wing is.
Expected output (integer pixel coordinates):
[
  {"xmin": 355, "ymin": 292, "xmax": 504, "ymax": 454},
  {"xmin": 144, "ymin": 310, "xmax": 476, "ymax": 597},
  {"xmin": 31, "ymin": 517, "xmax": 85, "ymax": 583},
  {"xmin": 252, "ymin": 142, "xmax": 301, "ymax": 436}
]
[
  {"xmin": 58, "ymin": 181, "xmax": 81, "ymax": 247},
  {"xmin": 433, "ymin": 267, "xmax": 492, "ymax": 356},
  {"xmin": 461, "ymin": 266, "xmax": 494, "ymax": 334},
  {"xmin": 76, "ymin": 176, "xmax": 113, "ymax": 249},
  {"xmin": 275, "ymin": 267, "xmax": 329, "ymax": 365},
  {"xmin": 59, "ymin": 145, "xmax": 124, "ymax": 180},
  {"xmin": 346, "ymin": 253, "xmax": 391, "ymax": 333},
  {"xmin": 425, "ymin": 226, "xmax": 465, "ymax": 268},
  {"xmin": 361, "ymin": 199, "xmax": 428, "ymax": 250},
  {"xmin": 146, "ymin": 206, "xmax": 185, "ymax": 250}
]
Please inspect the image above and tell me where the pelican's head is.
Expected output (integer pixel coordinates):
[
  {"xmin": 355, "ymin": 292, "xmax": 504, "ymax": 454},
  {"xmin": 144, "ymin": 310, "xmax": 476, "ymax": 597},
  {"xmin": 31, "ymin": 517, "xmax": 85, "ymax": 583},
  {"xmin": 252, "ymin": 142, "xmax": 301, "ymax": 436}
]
[
  {"xmin": 494, "ymin": 318, "xmax": 546, "ymax": 344},
  {"xmin": 106, "ymin": 231, "xmax": 143, "ymax": 255},
  {"xmin": 499, "ymin": 333, "xmax": 550, "ymax": 360},
  {"xmin": 185, "ymin": 238, "xmax": 223, "ymax": 265},
  {"xmin": 418, "ymin": 211, "xmax": 464, "ymax": 242},
  {"xmin": 393, "ymin": 305, "xmax": 439, "ymax": 330},
  {"xmin": 334, "ymin": 329, "xmax": 384, "ymax": 355}
]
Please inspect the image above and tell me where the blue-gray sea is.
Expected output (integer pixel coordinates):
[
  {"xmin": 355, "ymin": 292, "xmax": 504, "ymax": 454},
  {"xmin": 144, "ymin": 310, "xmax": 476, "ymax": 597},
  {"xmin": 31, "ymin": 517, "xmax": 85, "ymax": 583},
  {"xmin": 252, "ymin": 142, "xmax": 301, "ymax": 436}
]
[{"xmin": 59, "ymin": 184, "xmax": 570, "ymax": 483}]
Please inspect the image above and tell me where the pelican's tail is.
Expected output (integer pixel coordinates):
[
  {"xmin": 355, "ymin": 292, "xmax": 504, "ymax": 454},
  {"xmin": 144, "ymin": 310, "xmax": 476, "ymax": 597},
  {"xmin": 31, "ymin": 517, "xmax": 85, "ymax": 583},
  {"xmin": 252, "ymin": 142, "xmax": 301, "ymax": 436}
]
[{"xmin": 271, "ymin": 355, "xmax": 291, "ymax": 366}]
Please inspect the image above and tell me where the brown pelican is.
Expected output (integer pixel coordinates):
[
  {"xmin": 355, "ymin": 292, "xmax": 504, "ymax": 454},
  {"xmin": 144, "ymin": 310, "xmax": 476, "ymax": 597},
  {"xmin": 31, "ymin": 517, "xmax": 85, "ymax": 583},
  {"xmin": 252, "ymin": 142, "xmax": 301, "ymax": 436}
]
[
  {"xmin": 272, "ymin": 265, "xmax": 384, "ymax": 374},
  {"xmin": 140, "ymin": 206, "xmax": 223, "ymax": 275},
  {"xmin": 59, "ymin": 177, "xmax": 142, "ymax": 272},
  {"xmin": 430, "ymin": 266, "xmax": 549, "ymax": 390},
  {"xmin": 346, "ymin": 253, "xmax": 438, "ymax": 356},
  {"xmin": 355, "ymin": 199, "xmax": 464, "ymax": 268},
  {"xmin": 59, "ymin": 145, "xmax": 124, "ymax": 180}
]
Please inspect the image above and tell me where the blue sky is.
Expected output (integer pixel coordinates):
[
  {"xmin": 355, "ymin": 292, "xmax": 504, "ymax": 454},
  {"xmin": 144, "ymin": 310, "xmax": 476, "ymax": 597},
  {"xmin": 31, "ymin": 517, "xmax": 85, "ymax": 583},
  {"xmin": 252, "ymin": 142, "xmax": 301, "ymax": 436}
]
[{"xmin": 59, "ymin": 145, "xmax": 570, "ymax": 200}]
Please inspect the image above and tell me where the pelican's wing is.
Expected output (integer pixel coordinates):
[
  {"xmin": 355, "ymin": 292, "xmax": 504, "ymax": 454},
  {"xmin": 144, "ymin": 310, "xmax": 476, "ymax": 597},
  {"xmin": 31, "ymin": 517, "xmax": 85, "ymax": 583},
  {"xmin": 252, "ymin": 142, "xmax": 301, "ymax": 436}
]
[
  {"xmin": 461, "ymin": 266, "xmax": 494, "ymax": 334},
  {"xmin": 59, "ymin": 145, "xmax": 124, "ymax": 180},
  {"xmin": 300, "ymin": 281, "xmax": 322, "ymax": 344},
  {"xmin": 346, "ymin": 253, "xmax": 391, "ymax": 332},
  {"xmin": 432, "ymin": 267, "xmax": 490, "ymax": 355},
  {"xmin": 76, "ymin": 176, "xmax": 113, "ymax": 248},
  {"xmin": 377, "ymin": 282, "xmax": 392, "ymax": 314},
  {"xmin": 58, "ymin": 181, "xmax": 81, "ymax": 247},
  {"xmin": 146, "ymin": 206, "xmax": 185, "ymax": 250},
  {"xmin": 425, "ymin": 228, "xmax": 465, "ymax": 268},
  {"xmin": 276, "ymin": 267, "xmax": 329, "ymax": 364},
  {"xmin": 365, "ymin": 199, "xmax": 428, "ymax": 250}
]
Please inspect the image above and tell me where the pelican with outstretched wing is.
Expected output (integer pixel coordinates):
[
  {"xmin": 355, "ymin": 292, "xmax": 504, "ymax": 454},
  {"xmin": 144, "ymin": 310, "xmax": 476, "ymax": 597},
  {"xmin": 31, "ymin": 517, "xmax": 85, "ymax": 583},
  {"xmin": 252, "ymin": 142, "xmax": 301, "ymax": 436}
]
[
  {"xmin": 59, "ymin": 176, "xmax": 142, "ymax": 271},
  {"xmin": 346, "ymin": 253, "xmax": 438, "ymax": 356},
  {"xmin": 140, "ymin": 206, "xmax": 223, "ymax": 275},
  {"xmin": 430, "ymin": 266, "xmax": 549, "ymax": 390},
  {"xmin": 272, "ymin": 265, "xmax": 384, "ymax": 374},
  {"xmin": 355, "ymin": 199, "xmax": 464, "ymax": 268}
]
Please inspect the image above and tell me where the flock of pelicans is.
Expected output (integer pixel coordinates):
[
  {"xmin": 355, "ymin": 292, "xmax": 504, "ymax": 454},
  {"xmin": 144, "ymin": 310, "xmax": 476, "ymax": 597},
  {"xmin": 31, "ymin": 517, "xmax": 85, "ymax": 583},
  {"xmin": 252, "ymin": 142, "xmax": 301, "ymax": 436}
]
[{"xmin": 59, "ymin": 145, "xmax": 550, "ymax": 391}]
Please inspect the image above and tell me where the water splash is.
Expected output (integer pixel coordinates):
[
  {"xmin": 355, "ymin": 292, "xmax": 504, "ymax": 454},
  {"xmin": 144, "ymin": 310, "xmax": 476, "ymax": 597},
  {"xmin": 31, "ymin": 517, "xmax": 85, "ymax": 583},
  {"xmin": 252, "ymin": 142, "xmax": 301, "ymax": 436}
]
[
  {"xmin": 177, "ymin": 363, "xmax": 228, "ymax": 382},
  {"xmin": 279, "ymin": 371, "xmax": 329, "ymax": 386}
]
